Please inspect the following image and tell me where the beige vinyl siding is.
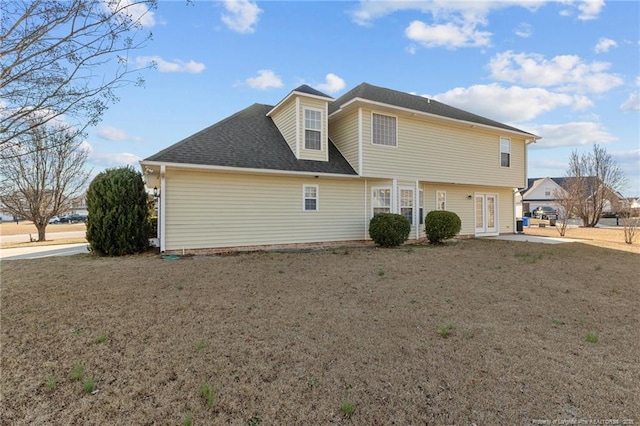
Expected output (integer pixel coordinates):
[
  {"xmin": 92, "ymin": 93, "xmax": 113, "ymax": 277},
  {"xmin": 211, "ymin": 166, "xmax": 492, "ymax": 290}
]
[
  {"xmin": 423, "ymin": 184, "xmax": 514, "ymax": 235},
  {"xmin": 360, "ymin": 109, "xmax": 527, "ymax": 188},
  {"xmin": 270, "ymin": 97, "xmax": 297, "ymax": 155},
  {"xmin": 328, "ymin": 111, "xmax": 359, "ymax": 173},
  {"xmin": 298, "ymin": 98, "xmax": 328, "ymax": 162},
  {"xmin": 164, "ymin": 169, "xmax": 364, "ymax": 250}
]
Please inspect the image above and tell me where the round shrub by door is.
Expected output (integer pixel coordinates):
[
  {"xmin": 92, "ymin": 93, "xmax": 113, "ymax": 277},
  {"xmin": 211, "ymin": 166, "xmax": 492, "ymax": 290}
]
[
  {"xmin": 369, "ymin": 213, "xmax": 411, "ymax": 247},
  {"xmin": 424, "ymin": 210, "xmax": 461, "ymax": 244}
]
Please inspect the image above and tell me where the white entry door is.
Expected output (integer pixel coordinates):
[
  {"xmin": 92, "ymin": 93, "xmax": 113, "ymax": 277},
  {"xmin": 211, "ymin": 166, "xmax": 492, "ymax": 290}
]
[{"xmin": 475, "ymin": 194, "xmax": 498, "ymax": 235}]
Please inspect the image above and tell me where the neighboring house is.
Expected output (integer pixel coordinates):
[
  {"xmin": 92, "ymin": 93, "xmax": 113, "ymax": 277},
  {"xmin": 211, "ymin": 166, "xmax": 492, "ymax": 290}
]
[
  {"xmin": 141, "ymin": 83, "xmax": 539, "ymax": 253},
  {"xmin": 521, "ymin": 177, "xmax": 624, "ymax": 216}
]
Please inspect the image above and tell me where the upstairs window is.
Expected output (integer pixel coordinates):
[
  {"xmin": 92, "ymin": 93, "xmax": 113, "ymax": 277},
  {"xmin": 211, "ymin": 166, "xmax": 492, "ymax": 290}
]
[
  {"xmin": 500, "ymin": 137, "xmax": 511, "ymax": 167},
  {"xmin": 372, "ymin": 188, "xmax": 391, "ymax": 215},
  {"xmin": 303, "ymin": 185, "xmax": 318, "ymax": 211},
  {"xmin": 372, "ymin": 113, "xmax": 397, "ymax": 147},
  {"xmin": 304, "ymin": 109, "xmax": 322, "ymax": 150}
]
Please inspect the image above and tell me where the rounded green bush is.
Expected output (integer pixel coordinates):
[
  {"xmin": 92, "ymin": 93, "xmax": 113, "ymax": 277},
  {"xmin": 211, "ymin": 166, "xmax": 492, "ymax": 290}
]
[
  {"xmin": 425, "ymin": 210, "xmax": 461, "ymax": 243},
  {"xmin": 369, "ymin": 213, "xmax": 411, "ymax": 247},
  {"xmin": 86, "ymin": 166, "xmax": 151, "ymax": 256}
]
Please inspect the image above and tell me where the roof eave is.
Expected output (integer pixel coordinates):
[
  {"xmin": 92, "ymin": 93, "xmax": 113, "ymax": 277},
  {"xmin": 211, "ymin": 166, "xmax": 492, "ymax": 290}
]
[
  {"xmin": 139, "ymin": 160, "xmax": 358, "ymax": 179},
  {"xmin": 329, "ymin": 97, "xmax": 540, "ymax": 140}
]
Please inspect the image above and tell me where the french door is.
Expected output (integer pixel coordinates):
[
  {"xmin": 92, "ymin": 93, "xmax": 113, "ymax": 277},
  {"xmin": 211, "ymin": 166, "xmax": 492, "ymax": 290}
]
[{"xmin": 475, "ymin": 194, "xmax": 498, "ymax": 235}]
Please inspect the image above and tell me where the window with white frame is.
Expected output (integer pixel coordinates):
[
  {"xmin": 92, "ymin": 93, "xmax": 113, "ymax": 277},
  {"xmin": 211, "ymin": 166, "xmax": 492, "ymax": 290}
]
[
  {"xmin": 419, "ymin": 189, "xmax": 424, "ymax": 224},
  {"xmin": 400, "ymin": 189, "xmax": 414, "ymax": 224},
  {"xmin": 303, "ymin": 185, "xmax": 318, "ymax": 211},
  {"xmin": 544, "ymin": 187, "xmax": 551, "ymax": 197},
  {"xmin": 304, "ymin": 109, "xmax": 322, "ymax": 150},
  {"xmin": 372, "ymin": 113, "xmax": 397, "ymax": 147},
  {"xmin": 372, "ymin": 188, "xmax": 391, "ymax": 215},
  {"xmin": 500, "ymin": 137, "xmax": 510, "ymax": 167},
  {"xmin": 436, "ymin": 190, "xmax": 446, "ymax": 210}
]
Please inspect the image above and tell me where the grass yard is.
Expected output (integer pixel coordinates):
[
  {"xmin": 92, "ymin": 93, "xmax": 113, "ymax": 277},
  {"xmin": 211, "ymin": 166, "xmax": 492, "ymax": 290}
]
[{"xmin": 1, "ymin": 239, "xmax": 639, "ymax": 424}]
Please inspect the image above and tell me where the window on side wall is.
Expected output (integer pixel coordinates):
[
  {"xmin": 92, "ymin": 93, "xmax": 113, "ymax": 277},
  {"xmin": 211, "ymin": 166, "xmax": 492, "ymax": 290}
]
[
  {"xmin": 304, "ymin": 109, "xmax": 322, "ymax": 150},
  {"xmin": 303, "ymin": 185, "xmax": 318, "ymax": 211},
  {"xmin": 400, "ymin": 189, "xmax": 414, "ymax": 225},
  {"xmin": 372, "ymin": 188, "xmax": 391, "ymax": 215},
  {"xmin": 500, "ymin": 137, "xmax": 510, "ymax": 167},
  {"xmin": 372, "ymin": 113, "xmax": 397, "ymax": 147},
  {"xmin": 436, "ymin": 190, "xmax": 446, "ymax": 210}
]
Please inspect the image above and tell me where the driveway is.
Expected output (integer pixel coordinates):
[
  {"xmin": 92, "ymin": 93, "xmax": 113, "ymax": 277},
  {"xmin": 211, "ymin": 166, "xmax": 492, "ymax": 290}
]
[{"xmin": 0, "ymin": 243, "xmax": 88, "ymax": 260}]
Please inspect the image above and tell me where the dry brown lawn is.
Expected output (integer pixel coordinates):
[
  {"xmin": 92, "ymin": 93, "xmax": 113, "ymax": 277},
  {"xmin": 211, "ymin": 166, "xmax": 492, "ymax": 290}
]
[
  {"xmin": 1, "ymin": 238, "xmax": 638, "ymax": 425},
  {"xmin": 524, "ymin": 225, "xmax": 639, "ymax": 254}
]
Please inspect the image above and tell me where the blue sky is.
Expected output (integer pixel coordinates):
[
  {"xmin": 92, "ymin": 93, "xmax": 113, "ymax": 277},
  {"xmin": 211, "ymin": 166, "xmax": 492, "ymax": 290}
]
[{"xmin": 84, "ymin": 0, "xmax": 640, "ymax": 195}]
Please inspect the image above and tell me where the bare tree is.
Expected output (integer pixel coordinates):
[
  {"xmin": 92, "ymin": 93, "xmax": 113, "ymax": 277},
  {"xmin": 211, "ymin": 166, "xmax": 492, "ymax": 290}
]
[
  {"xmin": 0, "ymin": 0, "xmax": 156, "ymax": 157},
  {"xmin": 565, "ymin": 144, "xmax": 626, "ymax": 227},
  {"xmin": 552, "ymin": 179, "xmax": 582, "ymax": 237},
  {"xmin": 618, "ymin": 201, "xmax": 639, "ymax": 245},
  {"xmin": 0, "ymin": 124, "xmax": 90, "ymax": 241}
]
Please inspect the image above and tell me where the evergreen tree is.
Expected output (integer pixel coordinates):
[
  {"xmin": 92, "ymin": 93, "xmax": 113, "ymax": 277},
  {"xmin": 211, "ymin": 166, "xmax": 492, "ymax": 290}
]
[{"xmin": 86, "ymin": 167, "xmax": 150, "ymax": 256}]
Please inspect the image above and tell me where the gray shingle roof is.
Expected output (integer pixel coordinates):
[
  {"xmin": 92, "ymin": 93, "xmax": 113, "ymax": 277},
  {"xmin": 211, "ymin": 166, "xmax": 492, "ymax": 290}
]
[
  {"xmin": 329, "ymin": 82, "xmax": 536, "ymax": 137},
  {"xmin": 144, "ymin": 103, "xmax": 357, "ymax": 176},
  {"xmin": 292, "ymin": 84, "xmax": 332, "ymax": 98}
]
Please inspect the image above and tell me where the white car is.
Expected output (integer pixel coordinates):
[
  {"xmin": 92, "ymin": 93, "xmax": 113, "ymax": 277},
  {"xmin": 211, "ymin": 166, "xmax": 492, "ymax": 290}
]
[{"xmin": 49, "ymin": 216, "xmax": 61, "ymax": 224}]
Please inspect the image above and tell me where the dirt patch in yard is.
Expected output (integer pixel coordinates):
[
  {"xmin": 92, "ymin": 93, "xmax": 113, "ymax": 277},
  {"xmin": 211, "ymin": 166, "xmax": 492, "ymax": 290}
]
[{"xmin": 1, "ymin": 240, "xmax": 638, "ymax": 424}]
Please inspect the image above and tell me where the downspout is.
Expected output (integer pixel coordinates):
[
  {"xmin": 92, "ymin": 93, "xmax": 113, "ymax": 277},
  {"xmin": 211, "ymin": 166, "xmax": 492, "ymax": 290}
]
[
  {"xmin": 160, "ymin": 164, "xmax": 166, "ymax": 252},
  {"xmin": 415, "ymin": 179, "xmax": 420, "ymax": 240},
  {"xmin": 364, "ymin": 179, "xmax": 368, "ymax": 240}
]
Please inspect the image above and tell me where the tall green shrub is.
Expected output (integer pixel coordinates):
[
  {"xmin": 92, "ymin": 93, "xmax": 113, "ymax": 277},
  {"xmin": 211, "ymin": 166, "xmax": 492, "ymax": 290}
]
[
  {"xmin": 424, "ymin": 210, "xmax": 461, "ymax": 244},
  {"xmin": 369, "ymin": 213, "xmax": 411, "ymax": 247},
  {"xmin": 86, "ymin": 166, "xmax": 151, "ymax": 256}
]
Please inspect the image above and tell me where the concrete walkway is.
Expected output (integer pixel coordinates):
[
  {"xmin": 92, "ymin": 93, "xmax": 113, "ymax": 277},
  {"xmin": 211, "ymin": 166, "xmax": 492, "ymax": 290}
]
[{"xmin": 486, "ymin": 233, "xmax": 583, "ymax": 244}]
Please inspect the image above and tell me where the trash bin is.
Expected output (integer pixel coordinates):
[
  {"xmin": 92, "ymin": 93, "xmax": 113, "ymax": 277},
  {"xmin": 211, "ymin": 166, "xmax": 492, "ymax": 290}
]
[
  {"xmin": 522, "ymin": 217, "xmax": 529, "ymax": 227},
  {"xmin": 516, "ymin": 219, "xmax": 523, "ymax": 233},
  {"xmin": 549, "ymin": 218, "xmax": 556, "ymax": 226}
]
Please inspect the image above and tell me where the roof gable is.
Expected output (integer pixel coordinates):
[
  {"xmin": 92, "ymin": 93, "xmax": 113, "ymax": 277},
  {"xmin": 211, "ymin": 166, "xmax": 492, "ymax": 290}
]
[{"xmin": 329, "ymin": 82, "xmax": 537, "ymax": 138}]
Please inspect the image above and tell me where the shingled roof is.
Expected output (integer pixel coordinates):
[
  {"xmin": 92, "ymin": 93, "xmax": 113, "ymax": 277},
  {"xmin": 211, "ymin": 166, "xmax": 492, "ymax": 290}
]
[
  {"xmin": 329, "ymin": 82, "xmax": 537, "ymax": 137},
  {"xmin": 144, "ymin": 103, "xmax": 357, "ymax": 175}
]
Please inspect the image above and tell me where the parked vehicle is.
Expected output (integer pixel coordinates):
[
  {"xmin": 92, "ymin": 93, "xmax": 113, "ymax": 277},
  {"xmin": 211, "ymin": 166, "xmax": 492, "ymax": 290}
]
[
  {"xmin": 59, "ymin": 214, "xmax": 87, "ymax": 223},
  {"xmin": 49, "ymin": 216, "xmax": 61, "ymax": 224},
  {"xmin": 533, "ymin": 206, "xmax": 557, "ymax": 220}
]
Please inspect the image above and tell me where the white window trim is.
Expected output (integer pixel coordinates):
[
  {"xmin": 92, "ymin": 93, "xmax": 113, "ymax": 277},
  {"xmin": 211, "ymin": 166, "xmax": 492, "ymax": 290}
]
[
  {"xmin": 500, "ymin": 137, "xmax": 511, "ymax": 168},
  {"xmin": 436, "ymin": 190, "xmax": 446, "ymax": 211},
  {"xmin": 302, "ymin": 184, "xmax": 319, "ymax": 211},
  {"xmin": 371, "ymin": 186, "xmax": 392, "ymax": 217},
  {"xmin": 303, "ymin": 107, "xmax": 323, "ymax": 151},
  {"xmin": 371, "ymin": 112, "xmax": 398, "ymax": 148}
]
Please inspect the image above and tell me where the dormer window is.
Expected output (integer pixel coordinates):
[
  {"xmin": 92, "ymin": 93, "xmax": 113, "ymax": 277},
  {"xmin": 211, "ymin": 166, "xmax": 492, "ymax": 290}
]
[{"xmin": 304, "ymin": 108, "xmax": 322, "ymax": 150}]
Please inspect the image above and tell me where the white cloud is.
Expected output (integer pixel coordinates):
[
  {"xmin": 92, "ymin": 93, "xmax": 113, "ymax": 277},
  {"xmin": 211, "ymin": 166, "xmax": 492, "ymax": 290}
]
[
  {"xmin": 405, "ymin": 20, "xmax": 491, "ymax": 49},
  {"xmin": 577, "ymin": 0, "xmax": 605, "ymax": 20},
  {"xmin": 221, "ymin": 0, "xmax": 262, "ymax": 34},
  {"xmin": 620, "ymin": 93, "xmax": 640, "ymax": 112},
  {"xmin": 350, "ymin": 1, "xmax": 543, "ymax": 27},
  {"xmin": 104, "ymin": 0, "xmax": 155, "ymax": 28},
  {"xmin": 135, "ymin": 56, "xmax": 205, "ymax": 74},
  {"xmin": 594, "ymin": 37, "xmax": 617, "ymax": 53},
  {"xmin": 488, "ymin": 51, "xmax": 623, "ymax": 93},
  {"xmin": 82, "ymin": 141, "xmax": 141, "ymax": 167},
  {"xmin": 97, "ymin": 126, "xmax": 129, "ymax": 141},
  {"xmin": 514, "ymin": 22, "xmax": 533, "ymax": 38},
  {"xmin": 432, "ymin": 84, "xmax": 591, "ymax": 123},
  {"xmin": 528, "ymin": 122, "xmax": 616, "ymax": 148},
  {"xmin": 314, "ymin": 73, "xmax": 346, "ymax": 94},
  {"xmin": 245, "ymin": 70, "xmax": 283, "ymax": 90}
]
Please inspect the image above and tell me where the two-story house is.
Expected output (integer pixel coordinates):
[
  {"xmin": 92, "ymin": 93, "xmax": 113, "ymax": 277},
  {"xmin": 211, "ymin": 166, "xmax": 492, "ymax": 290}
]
[{"xmin": 141, "ymin": 83, "xmax": 539, "ymax": 253}]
